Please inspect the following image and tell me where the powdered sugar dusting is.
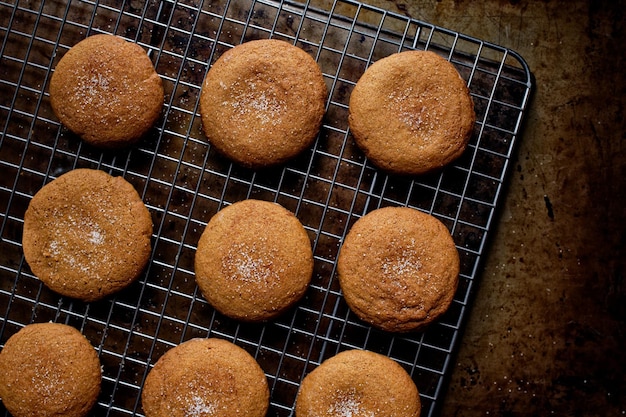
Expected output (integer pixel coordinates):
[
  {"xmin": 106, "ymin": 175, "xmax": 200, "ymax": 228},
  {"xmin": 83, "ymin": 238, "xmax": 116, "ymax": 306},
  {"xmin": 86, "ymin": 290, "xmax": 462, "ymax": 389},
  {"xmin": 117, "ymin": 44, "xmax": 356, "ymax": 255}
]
[
  {"xmin": 380, "ymin": 237, "xmax": 440, "ymax": 305},
  {"xmin": 382, "ymin": 238, "xmax": 422, "ymax": 278},
  {"xmin": 73, "ymin": 68, "xmax": 116, "ymax": 108},
  {"xmin": 88, "ymin": 228, "xmax": 105, "ymax": 245},
  {"xmin": 70, "ymin": 65, "xmax": 140, "ymax": 126},
  {"xmin": 42, "ymin": 193, "xmax": 118, "ymax": 279},
  {"xmin": 185, "ymin": 395, "xmax": 216, "ymax": 416},
  {"xmin": 234, "ymin": 250, "xmax": 273, "ymax": 283},
  {"xmin": 33, "ymin": 357, "xmax": 63, "ymax": 401},
  {"xmin": 47, "ymin": 240, "xmax": 60, "ymax": 257},
  {"xmin": 224, "ymin": 79, "xmax": 285, "ymax": 126},
  {"xmin": 222, "ymin": 241, "xmax": 279, "ymax": 284},
  {"xmin": 329, "ymin": 390, "xmax": 375, "ymax": 417},
  {"xmin": 45, "ymin": 214, "xmax": 109, "ymax": 275},
  {"xmin": 388, "ymin": 86, "xmax": 444, "ymax": 134}
]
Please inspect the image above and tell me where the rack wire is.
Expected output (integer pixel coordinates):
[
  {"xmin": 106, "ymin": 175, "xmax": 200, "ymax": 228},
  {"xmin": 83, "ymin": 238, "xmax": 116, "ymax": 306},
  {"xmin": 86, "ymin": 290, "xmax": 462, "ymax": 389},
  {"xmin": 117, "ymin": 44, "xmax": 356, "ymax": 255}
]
[{"xmin": 0, "ymin": 0, "xmax": 532, "ymax": 415}]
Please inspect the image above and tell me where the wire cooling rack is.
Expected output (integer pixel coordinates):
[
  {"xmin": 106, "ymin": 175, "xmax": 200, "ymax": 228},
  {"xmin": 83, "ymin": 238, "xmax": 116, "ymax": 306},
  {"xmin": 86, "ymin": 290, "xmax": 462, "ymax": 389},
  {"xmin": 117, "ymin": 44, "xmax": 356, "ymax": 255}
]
[{"xmin": 0, "ymin": 0, "xmax": 532, "ymax": 415}]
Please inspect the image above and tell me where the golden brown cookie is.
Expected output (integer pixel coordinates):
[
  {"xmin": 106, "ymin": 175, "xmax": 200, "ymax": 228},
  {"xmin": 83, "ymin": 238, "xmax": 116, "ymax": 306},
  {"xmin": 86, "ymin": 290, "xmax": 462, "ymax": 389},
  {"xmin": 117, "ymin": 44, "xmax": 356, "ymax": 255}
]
[
  {"xmin": 337, "ymin": 206, "xmax": 459, "ymax": 332},
  {"xmin": 22, "ymin": 168, "xmax": 153, "ymax": 302},
  {"xmin": 141, "ymin": 338, "xmax": 269, "ymax": 417},
  {"xmin": 49, "ymin": 33, "xmax": 164, "ymax": 148},
  {"xmin": 0, "ymin": 322, "xmax": 102, "ymax": 417},
  {"xmin": 194, "ymin": 199, "xmax": 313, "ymax": 321},
  {"xmin": 199, "ymin": 39, "xmax": 327, "ymax": 168},
  {"xmin": 296, "ymin": 349, "xmax": 421, "ymax": 417},
  {"xmin": 348, "ymin": 50, "xmax": 475, "ymax": 175}
]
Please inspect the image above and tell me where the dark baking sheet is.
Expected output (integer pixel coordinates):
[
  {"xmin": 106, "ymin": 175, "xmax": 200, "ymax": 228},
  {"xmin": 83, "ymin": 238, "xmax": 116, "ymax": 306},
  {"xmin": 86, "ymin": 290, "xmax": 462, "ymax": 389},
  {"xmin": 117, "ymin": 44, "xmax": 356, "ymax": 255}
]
[{"xmin": 0, "ymin": 0, "xmax": 532, "ymax": 416}]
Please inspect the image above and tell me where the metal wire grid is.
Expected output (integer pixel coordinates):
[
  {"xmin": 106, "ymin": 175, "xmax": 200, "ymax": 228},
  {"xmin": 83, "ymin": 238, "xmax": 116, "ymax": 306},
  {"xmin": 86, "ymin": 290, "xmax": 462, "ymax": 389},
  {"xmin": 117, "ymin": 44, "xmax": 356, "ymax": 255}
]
[{"xmin": 0, "ymin": 0, "xmax": 532, "ymax": 416}]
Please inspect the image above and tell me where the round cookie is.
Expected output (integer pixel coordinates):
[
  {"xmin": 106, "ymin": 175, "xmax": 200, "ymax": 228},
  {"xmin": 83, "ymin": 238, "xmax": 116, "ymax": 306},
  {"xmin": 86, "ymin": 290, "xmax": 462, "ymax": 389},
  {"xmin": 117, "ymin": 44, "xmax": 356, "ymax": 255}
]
[
  {"xmin": 337, "ymin": 206, "xmax": 459, "ymax": 332},
  {"xmin": 194, "ymin": 199, "xmax": 313, "ymax": 321},
  {"xmin": 49, "ymin": 33, "xmax": 164, "ymax": 148},
  {"xmin": 141, "ymin": 338, "xmax": 269, "ymax": 417},
  {"xmin": 348, "ymin": 50, "xmax": 475, "ymax": 175},
  {"xmin": 0, "ymin": 322, "xmax": 102, "ymax": 417},
  {"xmin": 199, "ymin": 39, "xmax": 327, "ymax": 168},
  {"xmin": 296, "ymin": 349, "xmax": 421, "ymax": 417},
  {"xmin": 22, "ymin": 168, "xmax": 153, "ymax": 302}
]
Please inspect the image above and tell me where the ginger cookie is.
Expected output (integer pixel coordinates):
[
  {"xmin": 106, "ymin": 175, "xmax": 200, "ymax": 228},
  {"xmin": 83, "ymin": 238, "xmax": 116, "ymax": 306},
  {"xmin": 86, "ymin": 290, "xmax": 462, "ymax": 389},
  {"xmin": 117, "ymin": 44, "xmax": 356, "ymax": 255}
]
[
  {"xmin": 296, "ymin": 349, "xmax": 421, "ymax": 417},
  {"xmin": 199, "ymin": 39, "xmax": 327, "ymax": 168},
  {"xmin": 337, "ymin": 206, "xmax": 459, "ymax": 332},
  {"xmin": 348, "ymin": 50, "xmax": 475, "ymax": 175},
  {"xmin": 22, "ymin": 168, "xmax": 153, "ymax": 302},
  {"xmin": 49, "ymin": 33, "xmax": 164, "ymax": 148},
  {"xmin": 141, "ymin": 338, "xmax": 269, "ymax": 417},
  {"xmin": 194, "ymin": 199, "xmax": 313, "ymax": 322},
  {"xmin": 0, "ymin": 322, "xmax": 102, "ymax": 417}
]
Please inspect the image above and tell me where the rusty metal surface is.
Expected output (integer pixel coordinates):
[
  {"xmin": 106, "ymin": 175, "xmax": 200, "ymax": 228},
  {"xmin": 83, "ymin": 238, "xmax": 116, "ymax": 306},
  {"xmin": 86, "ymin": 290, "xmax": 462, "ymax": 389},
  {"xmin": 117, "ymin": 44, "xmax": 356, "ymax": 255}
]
[{"xmin": 364, "ymin": 1, "xmax": 626, "ymax": 416}]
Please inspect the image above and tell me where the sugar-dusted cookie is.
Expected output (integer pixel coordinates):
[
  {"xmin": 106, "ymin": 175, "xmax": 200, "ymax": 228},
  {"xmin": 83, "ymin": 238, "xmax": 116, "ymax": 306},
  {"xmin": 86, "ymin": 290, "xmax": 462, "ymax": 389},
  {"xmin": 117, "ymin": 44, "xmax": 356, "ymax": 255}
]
[
  {"xmin": 0, "ymin": 323, "xmax": 102, "ymax": 417},
  {"xmin": 296, "ymin": 349, "xmax": 421, "ymax": 417},
  {"xmin": 349, "ymin": 50, "xmax": 475, "ymax": 175},
  {"xmin": 141, "ymin": 338, "xmax": 269, "ymax": 417},
  {"xmin": 199, "ymin": 39, "xmax": 327, "ymax": 168},
  {"xmin": 337, "ymin": 206, "xmax": 459, "ymax": 332},
  {"xmin": 22, "ymin": 168, "xmax": 153, "ymax": 302},
  {"xmin": 50, "ymin": 33, "xmax": 164, "ymax": 148},
  {"xmin": 195, "ymin": 199, "xmax": 313, "ymax": 321}
]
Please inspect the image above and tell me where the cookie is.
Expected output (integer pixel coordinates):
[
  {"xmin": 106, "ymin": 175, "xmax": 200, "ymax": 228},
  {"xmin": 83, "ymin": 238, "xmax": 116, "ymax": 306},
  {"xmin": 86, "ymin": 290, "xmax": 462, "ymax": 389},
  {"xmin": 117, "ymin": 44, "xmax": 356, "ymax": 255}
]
[
  {"xmin": 194, "ymin": 199, "xmax": 313, "ymax": 321},
  {"xmin": 22, "ymin": 168, "xmax": 153, "ymax": 302},
  {"xmin": 337, "ymin": 206, "xmax": 459, "ymax": 332},
  {"xmin": 49, "ymin": 33, "xmax": 164, "ymax": 148},
  {"xmin": 199, "ymin": 39, "xmax": 327, "ymax": 168},
  {"xmin": 141, "ymin": 338, "xmax": 269, "ymax": 417},
  {"xmin": 0, "ymin": 322, "xmax": 102, "ymax": 417},
  {"xmin": 348, "ymin": 50, "xmax": 475, "ymax": 175},
  {"xmin": 296, "ymin": 349, "xmax": 420, "ymax": 417}
]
